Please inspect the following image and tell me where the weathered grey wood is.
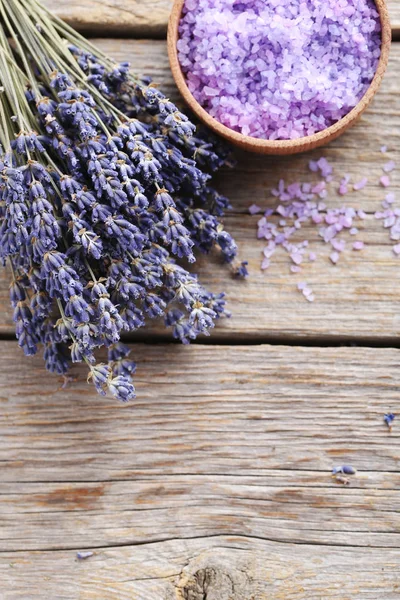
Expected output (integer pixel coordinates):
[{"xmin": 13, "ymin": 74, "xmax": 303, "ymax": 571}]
[
  {"xmin": 1, "ymin": 343, "xmax": 400, "ymax": 552},
  {"xmin": 1, "ymin": 537, "xmax": 400, "ymax": 599},
  {"xmin": 43, "ymin": 0, "xmax": 400, "ymax": 37},
  {"xmin": 3, "ymin": 212, "xmax": 400, "ymax": 341},
  {"xmin": 0, "ymin": 39, "xmax": 399, "ymax": 341},
  {"xmin": 1, "ymin": 342, "xmax": 400, "ymax": 596},
  {"xmin": 44, "ymin": 0, "xmax": 173, "ymax": 37}
]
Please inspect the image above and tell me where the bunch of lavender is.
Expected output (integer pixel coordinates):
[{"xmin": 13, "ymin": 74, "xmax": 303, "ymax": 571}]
[{"xmin": 0, "ymin": 0, "xmax": 245, "ymax": 401}]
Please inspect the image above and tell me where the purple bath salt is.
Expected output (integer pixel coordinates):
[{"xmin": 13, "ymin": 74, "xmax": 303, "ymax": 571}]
[
  {"xmin": 249, "ymin": 203, "xmax": 261, "ymax": 215},
  {"xmin": 386, "ymin": 193, "xmax": 396, "ymax": 204},
  {"xmin": 353, "ymin": 241, "xmax": 365, "ymax": 250},
  {"xmin": 178, "ymin": 0, "xmax": 381, "ymax": 140},
  {"xmin": 383, "ymin": 161, "xmax": 396, "ymax": 173},
  {"xmin": 330, "ymin": 251, "xmax": 340, "ymax": 264},
  {"xmin": 291, "ymin": 265, "xmax": 302, "ymax": 273},
  {"xmin": 353, "ymin": 177, "xmax": 368, "ymax": 191},
  {"xmin": 380, "ymin": 175, "xmax": 391, "ymax": 188}
]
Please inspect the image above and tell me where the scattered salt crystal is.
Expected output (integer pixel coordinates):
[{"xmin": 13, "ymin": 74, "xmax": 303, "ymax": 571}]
[
  {"xmin": 309, "ymin": 160, "xmax": 319, "ymax": 173},
  {"xmin": 353, "ymin": 241, "xmax": 364, "ymax": 250},
  {"xmin": 297, "ymin": 282, "xmax": 307, "ymax": 291},
  {"xmin": 349, "ymin": 227, "xmax": 359, "ymax": 235},
  {"xmin": 303, "ymin": 287, "xmax": 313, "ymax": 298},
  {"xmin": 357, "ymin": 209, "xmax": 367, "ymax": 219},
  {"xmin": 312, "ymin": 213, "xmax": 323, "ymax": 224},
  {"xmin": 332, "ymin": 239, "xmax": 346, "ymax": 252},
  {"xmin": 385, "ymin": 193, "xmax": 395, "ymax": 204},
  {"xmin": 393, "ymin": 244, "xmax": 400, "ymax": 256},
  {"xmin": 249, "ymin": 204, "xmax": 261, "ymax": 215},
  {"xmin": 290, "ymin": 253, "xmax": 303, "ymax": 265},
  {"xmin": 383, "ymin": 161, "xmax": 396, "ymax": 173},
  {"xmin": 312, "ymin": 182, "xmax": 326, "ymax": 195},
  {"xmin": 381, "ymin": 146, "xmax": 388, "ymax": 153},
  {"xmin": 261, "ymin": 257, "xmax": 270, "ymax": 270},
  {"xmin": 309, "ymin": 252, "xmax": 317, "ymax": 262},
  {"xmin": 290, "ymin": 265, "xmax": 301, "ymax": 273},
  {"xmin": 353, "ymin": 177, "xmax": 368, "ymax": 191},
  {"xmin": 330, "ymin": 251, "xmax": 340, "ymax": 264},
  {"xmin": 380, "ymin": 175, "xmax": 391, "ymax": 188}
]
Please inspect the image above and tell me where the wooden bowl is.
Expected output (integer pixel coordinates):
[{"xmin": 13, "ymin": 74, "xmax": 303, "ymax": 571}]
[{"xmin": 167, "ymin": 0, "xmax": 391, "ymax": 155}]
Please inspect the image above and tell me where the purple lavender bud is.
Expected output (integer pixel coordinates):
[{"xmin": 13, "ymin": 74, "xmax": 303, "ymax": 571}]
[
  {"xmin": 89, "ymin": 363, "xmax": 111, "ymax": 395},
  {"xmin": 107, "ymin": 375, "xmax": 135, "ymax": 402},
  {"xmin": 332, "ymin": 465, "xmax": 357, "ymax": 475},
  {"xmin": 384, "ymin": 413, "xmax": 395, "ymax": 428},
  {"xmin": 9, "ymin": 281, "xmax": 26, "ymax": 305},
  {"xmin": 76, "ymin": 551, "xmax": 93, "ymax": 560}
]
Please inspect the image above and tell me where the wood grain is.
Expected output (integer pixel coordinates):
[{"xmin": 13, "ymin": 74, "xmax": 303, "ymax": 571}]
[
  {"xmin": 0, "ymin": 40, "xmax": 399, "ymax": 341},
  {"xmin": 43, "ymin": 0, "xmax": 400, "ymax": 38},
  {"xmin": 1, "ymin": 342, "xmax": 400, "ymax": 596},
  {"xmin": 1, "ymin": 537, "xmax": 400, "ymax": 599},
  {"xmin": 44, "ymin": 0, "xmax": 173, "ymax": 37}
]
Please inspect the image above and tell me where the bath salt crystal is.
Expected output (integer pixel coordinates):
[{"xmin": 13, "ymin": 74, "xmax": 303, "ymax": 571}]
[
  {"xmin": 249, "ymin": 204, "xmax": 261, "ymax": 215},
  {"xmin": 261, "ymin": 257, "xmax": 270, "ymax": 270},
  {"xmin": 330, "ymin": 251, "xmax": 340, "ymax": 264},
  {"xmin": 393, "ymin": 244, "xmax": 400, "ymax": 256},
  {"xmin": 383, "ymin": 161, "xmax": 396, "ymax": 173},
  {"xmin": 381, "ymin": 146, "xmax": 388, "ymax": 153},
  {"xmin": 332, "ymin": 238, "xmax": 346, "ymax": 252},
  {"xmin": 178, "ymin": 0, "xmax": 381, "ymax": 140},
  {"xmin": 290, "ymin": 252, "xmax": 303, "ymax": 265},
  {"xmin": 385, "ymin": 193, "xmax": 395, "ymax": 204},
  {"xmin": 349, "ymin": 227, "xmax": 359, "ymax": 235},
  {"xmin": 297, "ymin": 282, "xmax": 315, "ymax": 302},
  {"xmin": 309, "ymin": 252, "xmax": 317, "ymax": 262},
  {"xmin": 353, "ymin": 177, "xmax": 368, "ymax": 191},
  {"xmin": 353, "ymin": 241, "xmax": 365, "ymax": 250},
  {"xmin": 380, "ymin": 175, "xmax": 391, "ymax": 188}
]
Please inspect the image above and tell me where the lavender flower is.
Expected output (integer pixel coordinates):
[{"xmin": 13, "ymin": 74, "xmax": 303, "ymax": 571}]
[{"xmin": 0, "ymin": 0, "xmax": 244, "ymax": 401}]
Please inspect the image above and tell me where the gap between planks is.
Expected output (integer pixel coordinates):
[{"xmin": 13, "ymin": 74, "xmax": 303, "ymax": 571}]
[{"xmin": 43, "ymin": 0, "xmax": 400, "ymax": 38}]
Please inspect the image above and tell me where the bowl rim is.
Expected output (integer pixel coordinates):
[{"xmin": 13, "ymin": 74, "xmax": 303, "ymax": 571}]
[{"xmin": 167, "ymin": 0, "xmax": 392, "ymax": 154}]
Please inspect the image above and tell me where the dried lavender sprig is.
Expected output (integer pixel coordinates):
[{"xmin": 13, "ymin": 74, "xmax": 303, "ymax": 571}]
[{"xmin": 0, "ymin": 0, "xmax": 245, "ymax": 401}]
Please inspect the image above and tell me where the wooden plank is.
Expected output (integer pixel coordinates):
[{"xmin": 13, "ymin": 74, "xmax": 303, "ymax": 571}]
[
  {"xmin": 44, "ymin": 0, "xmax": 173, "ymax": 37},
  {"xmin": 2, "ymin": 212, "xmax": 400, "ymax": 342},
  {"xmin": 43, "ymin": 0, "xmax": 400, "ymax": 38},
  {"xmin": 1, "ymin": 342, "xmax": 400, "ymax": 555},
  {"xmin": 0, "ymin": 40, "xmax": 399, "ymax": 341},
  {"xmin": 1, "ymin": 342, "xmax": 400, "ymax": 596},
  {"xmin": 1, "ymin": 537, "xmax": 400, "ymax": 599}
]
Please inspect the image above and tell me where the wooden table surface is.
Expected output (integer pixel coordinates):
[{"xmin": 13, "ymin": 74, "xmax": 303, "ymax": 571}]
[{"xmin": 2, "ymin": 2, "xmax": 400, "ymax": 598}]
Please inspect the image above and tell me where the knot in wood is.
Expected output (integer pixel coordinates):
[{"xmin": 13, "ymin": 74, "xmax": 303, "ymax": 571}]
[{"xmin": 176, "ymin": 554, "xmax": 250, "ymax": 600}]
